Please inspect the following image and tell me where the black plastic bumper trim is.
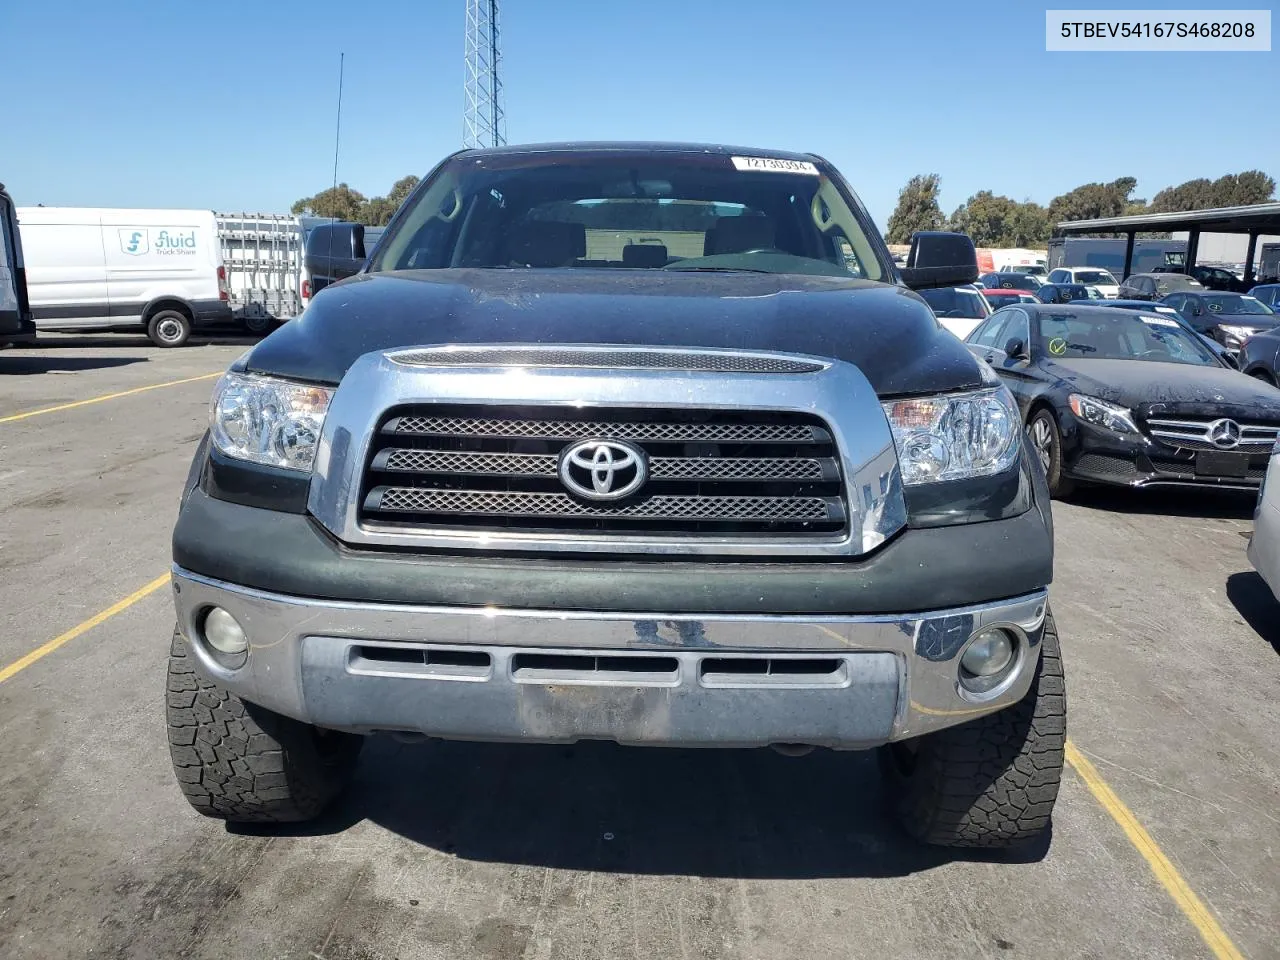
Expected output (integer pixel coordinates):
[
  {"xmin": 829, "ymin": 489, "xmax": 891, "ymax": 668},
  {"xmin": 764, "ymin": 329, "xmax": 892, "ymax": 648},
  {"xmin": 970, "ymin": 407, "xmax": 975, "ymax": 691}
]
[{"xmin": 172, "ymin": 488, "xmax": 1053, "ymax": 615}]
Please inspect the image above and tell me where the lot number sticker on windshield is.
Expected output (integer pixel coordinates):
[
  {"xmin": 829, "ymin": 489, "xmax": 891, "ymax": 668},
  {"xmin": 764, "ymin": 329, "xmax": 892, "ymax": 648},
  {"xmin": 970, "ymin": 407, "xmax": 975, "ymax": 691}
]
[
  {"xmin": 731, "ymin": 156, "xmax": 819, "ymax": 175},
  {"xmin": 1141, "ymin": 316, "xmax": 1179, "ymax": 328}
]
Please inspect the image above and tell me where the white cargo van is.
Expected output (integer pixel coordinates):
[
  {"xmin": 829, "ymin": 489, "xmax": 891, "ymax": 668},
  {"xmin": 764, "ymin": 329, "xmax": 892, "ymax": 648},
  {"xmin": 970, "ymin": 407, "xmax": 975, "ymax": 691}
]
[{"xmin": 17, "ymin": 207, "xmax": 232, "ymax": 346}]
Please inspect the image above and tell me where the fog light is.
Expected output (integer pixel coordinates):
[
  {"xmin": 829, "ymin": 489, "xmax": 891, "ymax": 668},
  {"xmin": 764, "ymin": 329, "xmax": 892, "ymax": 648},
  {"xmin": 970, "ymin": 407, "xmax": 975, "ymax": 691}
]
[
  {"xmin": 203, "ymin": 607, "xmax": 248, "ymax": 656},
  {"xmin": 960, "ymin": 627, "xmax": 1015, "ymax": 679}
]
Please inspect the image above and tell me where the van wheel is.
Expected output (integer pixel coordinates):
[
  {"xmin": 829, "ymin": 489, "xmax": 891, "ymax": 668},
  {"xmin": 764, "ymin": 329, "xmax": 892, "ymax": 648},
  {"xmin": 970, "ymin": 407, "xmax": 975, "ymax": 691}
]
[{"xmin": 148, "ymin": 310, "xmax": 192, "ymax": 348}]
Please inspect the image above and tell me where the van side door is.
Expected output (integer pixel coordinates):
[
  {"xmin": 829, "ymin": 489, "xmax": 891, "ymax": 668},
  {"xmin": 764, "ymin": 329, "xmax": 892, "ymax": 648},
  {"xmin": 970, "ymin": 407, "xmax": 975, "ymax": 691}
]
[{"xmin": 19, "ymin": 211, "xmax": 110, "ymax": 328}]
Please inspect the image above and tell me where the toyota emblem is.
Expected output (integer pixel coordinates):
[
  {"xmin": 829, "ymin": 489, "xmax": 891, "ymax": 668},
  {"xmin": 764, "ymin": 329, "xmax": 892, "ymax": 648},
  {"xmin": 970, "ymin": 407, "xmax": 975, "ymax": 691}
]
[
  {"xmin": 1207, "ymin": 418, "xmax": 1242, "ymax": 449},
  {"xmin": 558, "ymin": 440, "xmax": 647, "ymax": 501}
]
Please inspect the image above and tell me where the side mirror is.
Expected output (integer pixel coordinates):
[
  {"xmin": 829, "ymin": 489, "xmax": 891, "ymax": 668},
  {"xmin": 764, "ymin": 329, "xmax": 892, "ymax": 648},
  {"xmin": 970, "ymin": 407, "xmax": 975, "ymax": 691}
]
[
  {"xmin": 1004, "ymin": 337, "xmax": 1028, "ymax": 360},
  {"xmin": 304, "ymin": 222, "xmax": 367, "ymax": 294},
  {"xmin": 900, "ymin": 231, "xmax": 979, "ymax": 290}
]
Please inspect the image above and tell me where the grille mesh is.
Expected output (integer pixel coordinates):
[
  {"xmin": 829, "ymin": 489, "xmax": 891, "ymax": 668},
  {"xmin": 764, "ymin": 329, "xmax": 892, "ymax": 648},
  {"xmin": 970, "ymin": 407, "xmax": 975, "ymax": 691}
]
[
  {"xmin": 373, "ymin": 488, "xmax": 837, "ymax": 523},
  {"xmin": 388, "ymin": 347, "xmax": 823, "ymax": 374},
  {"xmin": 380, "ymin": 449, "xmax": 830, "ymax": 482},
  {"xmin": 387, "ymin": 415, "xmax": 822, "ymax": 444},
  {"xmin": 363, "ymin": 406, "xmax": 845, "ymax": 537}
]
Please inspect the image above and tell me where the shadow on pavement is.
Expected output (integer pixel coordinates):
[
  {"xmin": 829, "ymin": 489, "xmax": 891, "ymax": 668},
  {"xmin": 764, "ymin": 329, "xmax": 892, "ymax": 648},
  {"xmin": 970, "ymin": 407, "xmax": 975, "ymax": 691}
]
[
  {"xmin": 1066, "ymin": 484, "xmax": 1255, "ymax": 521},
  {"xmin": 232, "ymin": 738, "xmax": 1052, "ymax": 878},
  {"xmin": 15, "ymin": 332, "xmax": 263, "ymax": 350},
  {"xmin": 0, "ymin": 354, "xmax": 151, "ymax": 374},
  {"xmin": 1226, "ymin": 571, "xmax": 1280, "ymax": 655}
]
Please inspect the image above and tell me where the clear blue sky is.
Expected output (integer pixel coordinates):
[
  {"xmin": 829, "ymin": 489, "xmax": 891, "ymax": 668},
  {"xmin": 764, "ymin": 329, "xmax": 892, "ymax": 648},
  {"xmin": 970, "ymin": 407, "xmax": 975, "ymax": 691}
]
[{"xmin": 5, "ymin": 0, "xmax": 1276, "ymax": 227}]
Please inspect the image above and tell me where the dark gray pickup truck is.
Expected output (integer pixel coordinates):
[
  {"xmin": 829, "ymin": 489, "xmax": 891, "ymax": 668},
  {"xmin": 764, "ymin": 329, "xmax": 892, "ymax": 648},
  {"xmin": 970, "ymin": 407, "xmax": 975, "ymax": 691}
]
[{"xmin": 167, "ymin": 142, "xmax": 1063, "ymax": 848}]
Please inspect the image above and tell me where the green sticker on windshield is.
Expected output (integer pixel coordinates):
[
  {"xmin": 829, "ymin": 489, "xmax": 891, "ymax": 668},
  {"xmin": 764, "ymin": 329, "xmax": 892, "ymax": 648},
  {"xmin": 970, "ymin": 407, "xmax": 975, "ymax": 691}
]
[{"xmin": 1048, "ymin": 337, "xmax": 1067, "ymax": 355}]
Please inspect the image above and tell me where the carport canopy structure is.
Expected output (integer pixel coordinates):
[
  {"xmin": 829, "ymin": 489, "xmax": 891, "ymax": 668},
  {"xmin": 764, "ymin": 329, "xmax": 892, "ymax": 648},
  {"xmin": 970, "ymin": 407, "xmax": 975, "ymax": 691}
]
[{"xmin": 1055, "ymin": 202, "xmax": 1280, "ymax": 284}]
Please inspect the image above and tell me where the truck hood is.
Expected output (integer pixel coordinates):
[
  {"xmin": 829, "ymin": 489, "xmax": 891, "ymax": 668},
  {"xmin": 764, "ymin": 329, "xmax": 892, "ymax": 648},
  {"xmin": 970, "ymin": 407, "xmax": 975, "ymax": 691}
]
[{"xmin": 246, "ymin": 268, "xmax": 986, "ymax": 396}]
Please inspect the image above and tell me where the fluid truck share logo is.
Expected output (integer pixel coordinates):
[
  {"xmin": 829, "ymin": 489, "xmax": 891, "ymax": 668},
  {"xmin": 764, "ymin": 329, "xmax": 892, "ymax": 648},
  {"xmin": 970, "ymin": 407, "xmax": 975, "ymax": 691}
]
[
  {"xmin": 119, "ymin": 229, "xmax": 149, "ymax": 256},
  {"xmin": 117, "ymin": 228, "xmax": 198, "ymax": 257}
]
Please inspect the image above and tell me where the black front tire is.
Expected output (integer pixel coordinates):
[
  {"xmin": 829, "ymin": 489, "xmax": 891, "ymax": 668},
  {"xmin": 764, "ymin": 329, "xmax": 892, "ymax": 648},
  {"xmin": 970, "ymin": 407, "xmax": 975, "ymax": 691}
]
[
  {"xmin": 147, "ymin": 310, "xmax": 192, "ymax": 348},
  {"xmin": 1028, "ymin": 409, "xmax": 1074, "ymax": 498},
  {"xmin": 165, "ymin": 628, "xmax": 362, "ymax": 822},
  {"xmin": 880, "ymin": 610, "xmax": 1066, "ymax": 848}
]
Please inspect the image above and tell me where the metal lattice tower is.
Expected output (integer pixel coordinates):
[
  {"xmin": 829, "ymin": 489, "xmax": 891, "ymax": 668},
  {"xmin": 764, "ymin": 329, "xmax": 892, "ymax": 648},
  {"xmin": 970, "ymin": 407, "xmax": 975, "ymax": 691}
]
[{"xmin": 463, "ymin": 0, "xmax": 505, "ymax": 149}]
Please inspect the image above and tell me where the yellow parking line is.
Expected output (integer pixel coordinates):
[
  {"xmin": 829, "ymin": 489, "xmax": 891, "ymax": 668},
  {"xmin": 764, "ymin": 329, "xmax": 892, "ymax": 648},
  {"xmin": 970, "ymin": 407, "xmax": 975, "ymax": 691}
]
[
  {"xmin": 0, "ymin": 372, "xmax": 222, "ymax": 424},
  {"xmin": 1065, "ymin": 741, "xmax": 1245, "ymax": 960},
  {"xmin": 0, "ymin": 574, "xmax": 171, "ymax": 684}
]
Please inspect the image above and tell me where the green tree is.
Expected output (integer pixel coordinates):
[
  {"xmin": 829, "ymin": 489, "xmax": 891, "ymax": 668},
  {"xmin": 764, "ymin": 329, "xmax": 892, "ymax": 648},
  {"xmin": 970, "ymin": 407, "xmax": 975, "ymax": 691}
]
[
  {"xmin": 948, "ymin": 192, "xmax": 1050, "ymax": 247},
  {"xmin": 1151, "ymin": 171, "xmax": 1275, "ymax": 211},
  {"xmin": 1005, "ymin": 201, "xmax": 1051, "ymax": 247},
  {"xmin": 291, "ymin": 183, "xmax": 367, "ymax": 221},
  {"xmin": 387, "ymin": 175, "xmax": 421, "ymax": 208},
  {"xmin": 885, "ymin": 174, "xmax": 946, "ymax": 244},
  {"xmin": 360, "ymin": 196, "xmax": 399, "ymax": 226},
  {"xmin": 1048, "ymin": 177, "xmax": 1139, "ymax": 230}
]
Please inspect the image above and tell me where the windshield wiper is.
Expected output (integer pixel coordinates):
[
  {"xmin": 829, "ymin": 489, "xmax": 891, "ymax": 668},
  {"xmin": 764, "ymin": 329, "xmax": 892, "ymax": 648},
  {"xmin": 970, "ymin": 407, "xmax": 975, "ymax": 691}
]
[{"xmin": 663, "ymin": 266, "xmax": 774, "ymax": 274}]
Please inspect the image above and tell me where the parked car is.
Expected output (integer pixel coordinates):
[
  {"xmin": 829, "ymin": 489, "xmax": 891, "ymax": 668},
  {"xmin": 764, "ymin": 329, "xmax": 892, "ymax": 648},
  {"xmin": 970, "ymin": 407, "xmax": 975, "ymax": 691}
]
[
  {"xmin": 1187, "ymin": 265, "xmax": 1250, "ymax": 292},
  {"xmin": 0, "ymin": 183, "xmax": 36, "ymax": 348},
  {"xmin": 1160, "ymin": 291, "xmax": 1278, "ymax": 358},
  {"xmin": 1088, "ymin": 299, "xmax": 1236, "ymax": 366},
  {"xmin": 1248, "ymin": 446, "xmax": 1280, "ymax": 600},
  {"xmin": 964, "ymin": 303, "xmax": 1280, "ymax": 496},
  {"xmin": 1004, "ymin": 264, "xmax": 1049, "ymax": 281},
  {"xmin": 1116, "ymin": 271, "xmax": 1204, "ymax": 301},
  {"xmin": 981, "ymin": 288, "xmax": 1040, "ymax": 310},
  {"xmin": 1247, "ymin": 283, "xmax": 1280, "ymax": 310},
  {"xmin": 1046, "ymin": 267, "xmax": 1119, "ymax": 298},
  {"xmin": 915, "ymin": 284, "xmax": 991, "ymax": 339},
  {"xmin": 17, "ymin": 206, "xmax": 233, "ymax": 346},
  {"xmin": 979, "ymin": 271, "xmax": 1041, "ymax": 292},
  {"xmin": 166, "ymin": 142, "xmax": 1064, "ymax": 849},
  {"xmin": 1236, "ymin": 326, "xmax": 1280, "ymax": 385},
  {"xmin": 1035, "ymin": 283, "xmax": 1091, "ymax": 304}
]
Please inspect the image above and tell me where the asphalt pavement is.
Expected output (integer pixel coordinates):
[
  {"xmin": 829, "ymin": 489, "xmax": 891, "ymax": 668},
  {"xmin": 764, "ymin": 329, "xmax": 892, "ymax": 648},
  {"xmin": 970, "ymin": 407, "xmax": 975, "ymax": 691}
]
[{"xmin": 0, "ymin": 334, "xmax": 1276, "ymax": 960}]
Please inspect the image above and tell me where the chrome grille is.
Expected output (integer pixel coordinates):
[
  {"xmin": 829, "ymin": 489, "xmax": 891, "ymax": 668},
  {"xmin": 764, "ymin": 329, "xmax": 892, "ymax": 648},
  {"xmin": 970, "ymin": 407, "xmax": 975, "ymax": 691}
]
[
  {"xmin": 373, "ymin": 489, "xmax": 840, "ymax": 524},
  {"xmin": 376, "ymin": 449, "xmax": 835, "ymax": 482},
  {"xmin": 387, "ymin": 346, "xmax": 825, "ymax": 374},
  {"xmin": 1145, "ymin": 416, "xmax": 1280, "ymax": 451},
  {"xmin": 386, "ymin": 415, "xmax": 825, "ymax": 444},
  {"xmin": 362, "ymin": 406, "xmax": 846, "ymax": 536}
]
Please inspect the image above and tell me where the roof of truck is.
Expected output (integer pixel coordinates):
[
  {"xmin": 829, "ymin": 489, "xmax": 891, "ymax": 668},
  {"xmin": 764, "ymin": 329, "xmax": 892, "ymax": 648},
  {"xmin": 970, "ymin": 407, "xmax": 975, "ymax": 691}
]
[{"xmin": 456, "ymin": 141, "xmax": 821, "ymax": 162}]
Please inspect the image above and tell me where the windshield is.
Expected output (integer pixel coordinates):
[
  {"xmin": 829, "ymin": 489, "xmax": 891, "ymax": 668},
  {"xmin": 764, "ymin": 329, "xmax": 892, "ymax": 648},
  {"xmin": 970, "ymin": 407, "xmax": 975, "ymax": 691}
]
[
  {"xmin": 1037, "ymin": 311, "xmax": 1219, "ymax": 366},
  {"xmin": 918, "ymin": 286, "xmax": 991, "ymax": 319},
  {"xmin": 1203, "ymin": 294, "xmax": 1275, "ymax": 317},
  {"xmin": 369, "ymin": 153, "xmax": 885, "ymax": 279},
  {"xmin": 995, "ymin": 274, "xmax": 1039, "ymax": 291},
  {"xmin": 1154, "ymin": 274, "xmax": 1203, "ymax": 295},
  {"xmin": 1010, "ymin": 265, "xmax": 1046, "ymax": 276},
  {"xmin": 1074, "ymin": 270, "xmax": 1116, "ymax": 285}
]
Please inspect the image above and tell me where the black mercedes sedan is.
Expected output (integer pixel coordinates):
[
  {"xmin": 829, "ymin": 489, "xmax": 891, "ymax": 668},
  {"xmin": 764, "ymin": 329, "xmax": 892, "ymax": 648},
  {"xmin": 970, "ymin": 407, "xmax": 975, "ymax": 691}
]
[
  {"xmin": 964, "ymin": 303, "xmax": 1280, "ymax": 496},
  {"xmin": 1159, "ymin": 291, "xmax": 1278, "ymax": 357}
]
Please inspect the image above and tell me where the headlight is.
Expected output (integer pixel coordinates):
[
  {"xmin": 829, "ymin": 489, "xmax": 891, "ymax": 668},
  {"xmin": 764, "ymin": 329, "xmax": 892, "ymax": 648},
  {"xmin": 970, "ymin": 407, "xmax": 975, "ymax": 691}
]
[
  {"xmin": 1068, "ymin": 394, "xmax": 1137, "ymax": 434},
  {"xmin": 210, "ymin": 371, "xmax": 333, "ymax": 472},
  {"xmin": 1218, "ymin": 324, "xmax": 1254, "ymax": 347},
  {"xmin": 882, "ymin": 387, "xmax": 1020, "ymax": 485}
]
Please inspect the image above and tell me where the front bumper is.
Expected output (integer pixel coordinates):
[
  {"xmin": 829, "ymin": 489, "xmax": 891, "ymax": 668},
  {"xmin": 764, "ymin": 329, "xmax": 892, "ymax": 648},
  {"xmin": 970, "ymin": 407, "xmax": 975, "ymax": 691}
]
[
  {"xmin": 172, "ymin": 567, "xmax": 1049, "ymax": 749},
  {"xmin": 1064, "ymin": 422, "xmax": 1266, "ymax": 491}
]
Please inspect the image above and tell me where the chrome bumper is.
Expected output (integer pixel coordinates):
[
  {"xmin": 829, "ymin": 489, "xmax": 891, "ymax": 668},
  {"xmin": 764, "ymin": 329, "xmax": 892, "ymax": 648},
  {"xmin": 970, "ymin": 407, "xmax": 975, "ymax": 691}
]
[{"xmin": 171, "ymin": 566, "xmax": 1048, "ymax": 748}]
